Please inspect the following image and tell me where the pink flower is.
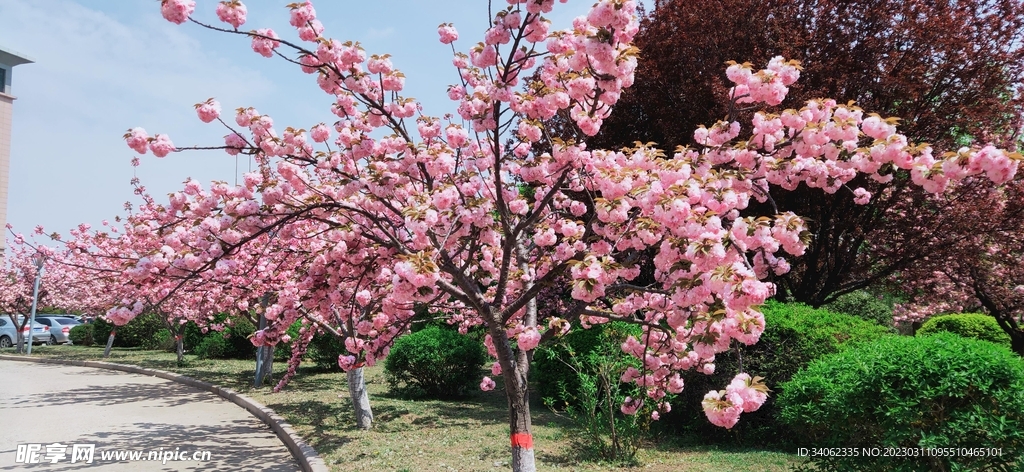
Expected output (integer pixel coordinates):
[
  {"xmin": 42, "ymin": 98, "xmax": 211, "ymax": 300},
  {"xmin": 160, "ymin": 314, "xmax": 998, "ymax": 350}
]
[
  {"xmin": 224, "ymin": 133, "xmax": 246, "ymax": 156},
  {"xmin": 310, "ymin": 123, "xmax": 330, "ymax": 143},
  {"xmin": 355, "ymin": 289, "xmax": 371, "ymax": 306},
  {"xmin": 517, "ymin": 327, "xmax": 541, "ymax": 351},
  {"xmin": 491, "ymin": 362, "xmax": 502, "ymax": 375},
  {"xmin": 216, "ymin": 1, "xmax": 247, "ymax": 29},
  {"xmin": 480, "ymin": 376, "xmax": 496, "ymax": 391},
  {"xmin": 702, "ymin": 390, "xmax": 743, "ymax": 429},
  {"xmin": 726, "ymin": 373, "xmax": 769, "ymax": 413},
  {"xmin": 288, "ymin": 1, "xmax": 317, "ymax": 28},
  {"xmin": 124, "ymin": 127, "xmax": 150, "ymax": 154},
  {"xmin": 620, "ymin": 396, "xmax": 642, "ymax": 415},
  {"xmin": 438, "ymin": 23, "xmax": 459, "ymax": 44},
  {"xmin": 160, "ymin": 0, "xmax": 195, "ymax": 25},
  {"xmin": 338, "ymin": 355, "xmax": 356, "ymax": 371},
  {"xmin": 149, "ymin": 134, "xmax": 175, "ymax": 158},
  {"xmin": 852, "ymin": 187, "xmax": 871, "ymax": 205},
  {"xmin": 666, "ymin": 374, "xmax": 685, "ymax": 394},
  {"xmin": 251, "ymin": 29, "xmax": 281, "ymax": 58},
  {"xmin": 195, "ymin": 98, "xmax": 221, "ymax": 123},
  {"xmin": 297, "ymin": 19, "xmax": 324, "ymax": 42}
]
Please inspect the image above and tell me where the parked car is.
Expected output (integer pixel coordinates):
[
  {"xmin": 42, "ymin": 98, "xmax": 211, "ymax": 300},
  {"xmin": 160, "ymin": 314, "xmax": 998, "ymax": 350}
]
[
  {"xmin": 35, "ymin": 311, "xmax": 82, "ymax": 321},
  {"xmin": 0, "ymin": 316, "xmax": 50, "ymax": 348},
  {"xmin": 34, "ymin": 316, "xmax": 82, "ymax": 344},
  {"xmin": 0, "ymin": 317, "xmax": 12, "ymax": 348}
]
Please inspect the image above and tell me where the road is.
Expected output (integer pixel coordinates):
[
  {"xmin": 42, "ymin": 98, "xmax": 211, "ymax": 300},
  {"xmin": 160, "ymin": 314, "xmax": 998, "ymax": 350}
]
[{"xmin": 0, "ymin": 360, "xmax": 301, "ymax": 471}]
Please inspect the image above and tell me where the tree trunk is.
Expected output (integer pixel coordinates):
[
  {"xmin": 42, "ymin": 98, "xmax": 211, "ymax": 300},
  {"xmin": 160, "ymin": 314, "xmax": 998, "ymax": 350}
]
[
  {"xmin": 508, "ymin": 374, "xmax": 536, "ymax": 472},
  {"xmin": 15, "ymin": 330, "xmax": 25, "ymax": 354},
  {"xmin": 1011, "ymin": 334, "xmax": 1024, "ymax": 357},
  {"xmin": 254, "ymin": 345, "xmax": 274, "ymax": 387},
  {"xmin": 103, "ymin": 330, "xmax": 116, "ymax": 358},
  {"xmin": 175, "ymin": 336, "xmax": 184, "ymax": 364},
  {"xmin": 255, "ymin": 313, "xmax": 274, "ymax": 388},
  {"xmin": 347, "ymin": 367, "xmax": 374, "ymax": 429},
  {"xmin": 489, "ymin": 314, "xmax": 536, "ymax": 472}
]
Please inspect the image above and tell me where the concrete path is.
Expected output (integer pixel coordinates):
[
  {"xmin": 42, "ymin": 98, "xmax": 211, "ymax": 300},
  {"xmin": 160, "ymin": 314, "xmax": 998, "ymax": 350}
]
[{"xmin": 0, "ymin": 360, "xmax": 300, "ymax": 471}]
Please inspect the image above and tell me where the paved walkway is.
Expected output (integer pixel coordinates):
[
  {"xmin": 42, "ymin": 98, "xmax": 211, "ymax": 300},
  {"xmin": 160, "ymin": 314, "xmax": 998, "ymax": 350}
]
[{"xmin": 0, "ymin": 360, "xmax": 300, "ymax": 471}]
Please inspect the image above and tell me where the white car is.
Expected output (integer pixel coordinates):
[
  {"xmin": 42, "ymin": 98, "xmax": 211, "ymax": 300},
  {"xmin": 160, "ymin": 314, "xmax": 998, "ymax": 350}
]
[
  {"xmin": 0, "ymin": 316, "xmax": 50, "ymax": 348},
  {"xmin": 34, "ymin": 315, "xmax": 82, "ymax": 344}
]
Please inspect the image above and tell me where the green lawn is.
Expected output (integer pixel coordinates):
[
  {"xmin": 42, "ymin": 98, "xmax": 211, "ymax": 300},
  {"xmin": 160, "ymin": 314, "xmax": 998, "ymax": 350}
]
[{"xmin": 9, "ymin": 345, "xmax": 803, "ymax": 472}]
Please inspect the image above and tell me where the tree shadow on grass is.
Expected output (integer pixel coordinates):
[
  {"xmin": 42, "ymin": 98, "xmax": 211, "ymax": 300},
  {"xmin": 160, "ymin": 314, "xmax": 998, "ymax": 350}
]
[{"xmin": 263, "ymin": 399, "xmax": 354, "ymax": 457}]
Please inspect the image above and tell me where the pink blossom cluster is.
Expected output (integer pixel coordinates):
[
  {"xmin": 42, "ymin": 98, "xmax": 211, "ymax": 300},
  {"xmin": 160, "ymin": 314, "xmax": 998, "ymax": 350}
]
[
  {"xmin": 288, "ymin": 0, "xmax": 323, "ymax": 41},
  {"xmin": 726, "ymin": 57, "xmax": 800, "ymax": 106},
  {"xmin": 160, "ymin": 0, "xmax": 195, "ymax": 25},
  {"xmin": 251, "ymin": 28, "xmax": 281, "ymax": 58},
  {"xmin": 701, "ymin": 374, "xmax": 769, "ymax": 428},
  {"xmin": 194, "ymin": 98, "xmax": 221, "ymax": 123},
  {"xmin": 216, "ymin": 0, "xmax": 247, "ymax": 29},
  {"xmin": 123, "ymin": 128, "xmax": 175, "ymax": 158}
]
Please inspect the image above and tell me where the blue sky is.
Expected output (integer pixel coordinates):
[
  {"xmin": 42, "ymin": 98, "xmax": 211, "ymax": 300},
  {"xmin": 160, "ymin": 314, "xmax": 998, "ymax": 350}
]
[{"xmin": 0, "ymin": 0, "xmax": 640, "ymax": 239}]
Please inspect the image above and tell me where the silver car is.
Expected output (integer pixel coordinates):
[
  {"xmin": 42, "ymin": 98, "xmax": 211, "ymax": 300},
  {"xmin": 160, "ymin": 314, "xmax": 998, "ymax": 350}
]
[
  {"xmin": 34, "ymin": 316, "xmax": 82, "ymax": 344},
  {"xmin": 0, "ymin": 316, "xmax": 50, "ymax": 348}
]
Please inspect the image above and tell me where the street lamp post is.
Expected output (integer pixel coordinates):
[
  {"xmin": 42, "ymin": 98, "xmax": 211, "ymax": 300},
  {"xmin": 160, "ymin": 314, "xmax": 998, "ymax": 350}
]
[{"xmin": 25, "ymin": 253, "xmax": 44, "ymax": 355}]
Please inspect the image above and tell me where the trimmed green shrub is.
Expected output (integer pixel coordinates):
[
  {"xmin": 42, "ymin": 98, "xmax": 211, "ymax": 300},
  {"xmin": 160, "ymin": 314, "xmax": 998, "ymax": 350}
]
[
  {"xmin": 918, "ymin": 312, "xmax": 1012, "ymax": 348},
  {"xmin": 778, "ymin": 333, "xmax": 1024, "ymax": 471},
  {"xmin": 91, "ymin": 313, "xmax": 166, "ymax": 349},
  {"xmin": 533, "ymin": 321, "xmax": 642, "ymax": 410},
  {"xmin": 194, "ymin": 334, "xmax": 230, "ymax": 359},
  {"xmin": 179, "ymin": 315, "xmax": 257, "ymax": 359},
  {"xmin": 89, "ymin": 318, "xmax": 113, "ymax": 345},
  {"xmin": 822, "ymin": 290, "xmax": 898, "ymax": 328},
  {"xmin": 225, "ymin": 316, "xmax": 257, "ymax": 359},
  {"xmin": 307, "ymin": 332, "xmax": 347, "ymax": 371},
  {"xmin": 384, "ymin": 326, "xmax": 487, "ymax": 399},
  {"xmin": 666, "ymin": 301, "xmax": 892, "ymax": 447},
  {"xmin": 153, "ymin": 329, "xmax": 176, "ymax": 352},
  {"xmin": 68, "ymin": 324, "xmax": 94, "ymax": 346},
  {"xmin": 182, "ymin": 321, "xmax": 205, "ymax": 352}
]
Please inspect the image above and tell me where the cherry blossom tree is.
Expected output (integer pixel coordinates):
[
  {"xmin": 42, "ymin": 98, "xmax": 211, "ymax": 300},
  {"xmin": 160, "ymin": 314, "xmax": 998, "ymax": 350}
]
[
  {"xmin": 590, "ymin": 0, "xmax": 1024, "ymax": 307},
  {"xmin": 101, "ymin": 1, "xmax": 1024, "ymax": 470},
  {"xmin": 1, "ymin": 233, "xmax": 53, "ymax": 352}
]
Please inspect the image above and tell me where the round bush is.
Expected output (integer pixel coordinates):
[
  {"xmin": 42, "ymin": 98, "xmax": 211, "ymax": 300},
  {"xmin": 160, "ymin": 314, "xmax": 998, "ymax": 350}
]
[
  {"xmin": 533, "ymin": 321, "xmax": 641, "ymax": 410},
  {"xmin": 666, "ymin": 301, "xmax": 892, "ymax": 447},
  {"xmin": 92, "ymin": 313, "xmax": 166, "ymax": 349},
  {"xmin": 68, "ymin": 324, "xmax": 94, "ymax": 346},
  {"xmin": 918, "ymin": 313, "xmax": 1011, "ymax": 348},
  {"xmin": 384, "ymin": 326, "xmax": 486, "ymax": 399},
  {"xmin": 778, "ymin": 333, "xmax": 1024, "ymax": 471},
  {"xmin": 822, "ymin": 290, "xmax": 898, "ymax": 327},
  {"xmin": 194, "ymin": 334, "xmax": 230, "ymax": 359},
  {"xmin": 225, "ymin": 316, "xmax": 257, "ymax": 359},
  {"xmin": 152, "ymin": 329, "xmax": 176, "ymax": 352},
  {"xmin": 307, "ymin": 331, "xmax": 347, "ymax": 371}
]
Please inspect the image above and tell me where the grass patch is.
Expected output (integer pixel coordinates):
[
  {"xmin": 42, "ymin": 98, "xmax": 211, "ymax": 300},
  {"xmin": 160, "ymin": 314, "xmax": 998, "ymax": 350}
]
[{"xmin": 11, "ymin": 345, "xmax": 802, "ymax": 471}]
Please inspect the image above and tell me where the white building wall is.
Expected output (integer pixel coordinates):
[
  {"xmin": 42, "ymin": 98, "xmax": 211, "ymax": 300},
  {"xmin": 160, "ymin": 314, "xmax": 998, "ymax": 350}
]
[{"xmin": 0, "ymin": 92, "xmax": 12, "ymax": 254}]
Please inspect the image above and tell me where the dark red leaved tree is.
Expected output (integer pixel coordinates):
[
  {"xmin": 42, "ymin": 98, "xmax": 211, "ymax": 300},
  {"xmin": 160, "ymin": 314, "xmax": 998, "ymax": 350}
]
[{"xmin": 590, "ymin": 0, "xmax": 1024, "ymax": 306}]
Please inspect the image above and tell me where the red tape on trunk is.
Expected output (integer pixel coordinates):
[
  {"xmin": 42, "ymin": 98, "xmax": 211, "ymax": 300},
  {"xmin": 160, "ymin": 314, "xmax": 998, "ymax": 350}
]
[{"xmin": 510, "ymin": 433, "xmax": 533, "ymax": 449}]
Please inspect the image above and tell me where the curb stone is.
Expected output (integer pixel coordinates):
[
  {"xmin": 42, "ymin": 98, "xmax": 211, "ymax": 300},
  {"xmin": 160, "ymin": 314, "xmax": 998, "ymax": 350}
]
[{"xmin": 0, "ymin": 354, "xmax": 330, "ymax": 472}]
